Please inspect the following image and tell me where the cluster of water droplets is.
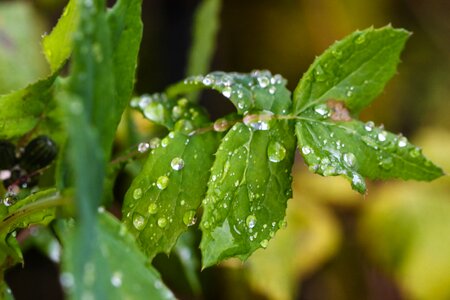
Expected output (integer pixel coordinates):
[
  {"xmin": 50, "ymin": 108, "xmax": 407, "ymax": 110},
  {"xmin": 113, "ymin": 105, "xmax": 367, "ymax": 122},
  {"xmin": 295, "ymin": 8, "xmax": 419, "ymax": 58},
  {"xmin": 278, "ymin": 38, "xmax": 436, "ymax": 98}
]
[{"xmin": 183, "ymin": 70, "xmax": 287, "ymax": 114}]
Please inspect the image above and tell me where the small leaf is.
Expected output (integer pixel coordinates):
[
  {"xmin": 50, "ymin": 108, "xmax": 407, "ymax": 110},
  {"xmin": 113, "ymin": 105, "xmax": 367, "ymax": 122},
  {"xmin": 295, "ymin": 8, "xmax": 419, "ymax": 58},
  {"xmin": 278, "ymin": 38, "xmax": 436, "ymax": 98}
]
[
  {"xmin": 130, "ymin": 94, "xmax": 209, "ymax": 131},
  {"xmin": 295, "ymin": 108, "xmax": 443, "ymax": 193},
  {"xmin": 166, "ymin": 71, "xmax": 291, "ymax": 115},
  {"xmin": 123, "ymin": 131, "xmax": 220, "ymax": 260},
  {"xmin": 42, "ymin": 0, "xmax": 79, "ymax": 72},
  {"xmin": 186, "ymin": 0, "xmax": 222, "ymax": 78},
  {"xmin": 293, "ymin": 26, "xmax": 410, "ymax": 115},
  {"xmin": 61, "ymin": 211, "xmax": 175, "ymax": 300},
  {"xmin": 200, "ymin": 120, "xmax": 296, "ymax": 267}
]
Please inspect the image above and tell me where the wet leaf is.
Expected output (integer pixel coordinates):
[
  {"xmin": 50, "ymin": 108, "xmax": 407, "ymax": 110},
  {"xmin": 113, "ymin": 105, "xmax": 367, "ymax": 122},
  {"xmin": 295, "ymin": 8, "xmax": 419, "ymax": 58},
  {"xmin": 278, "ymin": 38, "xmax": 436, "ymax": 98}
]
[
  {"xmin": 295, "ymin": 109, "xmax": 443, "ymax": 193},
  {"xmin": 61, "ymin": 211, "xmax": 175, "ymax": 300},
  {"xmin": 42, "ymin": 0, "xmax": 79, "ymax": 72},
  {"xmin": 166, "ymin": 71, "xmax": 291, "ymax": 115},
  {"xmin": 200, "ymin": 120, "xmax": 296, "ymax": 267},
  {"xmin": 123, "ymin": 131, "xmax": 220, "ymax": 260},
  {"xmin": 293, "ymin": 26, "xmax": 410, "ymax": 115}
]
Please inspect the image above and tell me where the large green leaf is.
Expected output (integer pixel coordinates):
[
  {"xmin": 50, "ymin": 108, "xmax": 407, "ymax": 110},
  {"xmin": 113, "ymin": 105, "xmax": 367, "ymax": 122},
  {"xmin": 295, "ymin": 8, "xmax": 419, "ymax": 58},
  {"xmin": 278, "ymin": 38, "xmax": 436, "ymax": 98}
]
[
  {"xmin": 293, "ymin": 26, "xmax": 410, "ymax": 115},
  {"xmin": 0, "ymin": 2, "xmax": 49, "ymax": 94},
  {"xmin": 200, "ymin": 120, "xmax": 296, "ymax": 267},
  {"xmin": 167, "ymin": 71, "xmax": 291, "ymax": 115},
  {"xmin": 42, "ymin": 0, "xmax": 79, "ymax": 72},
  {"xmin": 61, "ymin": 211, "xmax": 175, "ymax": 300},
  {"xmin": 295, "ymin": 108, "xmax": 443, "ymax": 194},
  {"xmin": 186, "ymin": 0, "xmax": 222, "ymax": 78},
  {"xmin": 123, "ymin": 131, "xmax": 220, "ymax": 260}
]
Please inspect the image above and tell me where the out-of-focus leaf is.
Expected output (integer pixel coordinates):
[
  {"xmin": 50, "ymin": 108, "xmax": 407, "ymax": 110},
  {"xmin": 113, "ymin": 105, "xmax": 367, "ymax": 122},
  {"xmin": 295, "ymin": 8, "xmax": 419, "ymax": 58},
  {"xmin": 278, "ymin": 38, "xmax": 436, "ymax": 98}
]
[
  {"xmin": 0, "ymin": 280, "xmax": 14, "ymax": 300},
  {"xmin": 123, "ymin": 131, "xmax": 220, "ymax": 260},
  {"xmin": 186, "ymin": 0, "xmax": 221, "ymax": 77},
  {"xmin": 359, "ymin": 192, "xmax": 450, "ymax": 300},
  {"xmin": 246, "ymin": 195, "xmax": 341, "ymax": 300},
  {"xmin": 200, "ymin": 120, "xmax": 296, "ymax": 267},
  {"xmin": 61, "ymin": 211, "xmax": 175, "ymax": 300},
  {"xmin": 0, "ymin": 2, "xmax": 49, "ymax": 94},
  {"xmin": 42, "ymin": 0, "xmax": 79, "ymax": 72},
  {"xmin": 167, "ymin": 71, "xmax": 291, "ymax": 115},
  {"xmin": 295, "ymin": 107, "xmax": 443, "ymax": 194},
  {"xmin": 293, "ymin": 26, "xmax": 410, "ymax": 115}
]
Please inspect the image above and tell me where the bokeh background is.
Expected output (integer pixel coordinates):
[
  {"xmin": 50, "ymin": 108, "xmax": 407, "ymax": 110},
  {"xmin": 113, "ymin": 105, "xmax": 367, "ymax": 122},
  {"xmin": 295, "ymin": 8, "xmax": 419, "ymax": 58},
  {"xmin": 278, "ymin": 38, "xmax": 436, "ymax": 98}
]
[{"xmin": 1, "ymin": 0, "xmax": 449, "ymax": 299}]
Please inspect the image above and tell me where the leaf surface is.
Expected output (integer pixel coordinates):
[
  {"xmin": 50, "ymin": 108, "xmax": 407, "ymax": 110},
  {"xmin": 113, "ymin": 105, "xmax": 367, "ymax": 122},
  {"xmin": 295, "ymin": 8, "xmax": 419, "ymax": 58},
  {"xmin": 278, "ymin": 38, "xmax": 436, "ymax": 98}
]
[
  {"xmin": 123, "ymin": 131, "xmax": 220, "ymax": 260},
  {"xmin": 293, "ymin": 26, "xmax": 410, "ymax": 115},
  {"xmin": 200, "ymin": 121, "xmax": 296, "ymax": 267}
]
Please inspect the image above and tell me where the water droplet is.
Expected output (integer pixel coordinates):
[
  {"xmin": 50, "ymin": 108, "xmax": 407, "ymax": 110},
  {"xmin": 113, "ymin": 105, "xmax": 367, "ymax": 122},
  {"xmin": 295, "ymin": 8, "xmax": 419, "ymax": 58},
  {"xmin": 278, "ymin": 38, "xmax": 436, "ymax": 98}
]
[
  {"xmin": 268, "ymin": 86, "xmax": 276, "ymax": 95},
  {"xmin": 149, "ymin": 137, "xmax": 161, "ymax": 149},
  {"xmin": 343, "ymin": 152, "xmax": 356, "ymax": 167},
  {"xmin": 3, "ymin": 193, "xmax": 17, "ymax": 206},
  {"xmin": 148, "ymin": 203, "xmax": 158, "ymax": 214},
  {"xmin": 362, "ymin": 136, "xmax": 378, "ymax": 149},
  {"xmin": 351, "ymin": 174, "xmax": 366, "ymax": 192},
  {"xmin": 397, "ymin": 136, "xmax": 408, "ymax": 148},
  {"xmin": 222, "ymin": 87, "xmax": 232, "ymax": 98},
  {"xmin": 314, "ymin": 65, "xmax": 326, "ymax": 82},
  {"xmin": 243, "ymin": 112, "xmax": 273, "ymax": 131},
  {"xmin": 133, "ymin": 213, "xmax": 146, "ymax": 230},
  {"xmin": 60, "ymin": 272, "xmax": 75, "ymax": 290},
  {"xmin": 379, "ymin": 157, "xmax": 394, "ymax": 170},
  {"xmin": 171, "ymin": 157, "xmax": 185, "ymax": 171},
  {"xmin": 161, "ymin": 137, "xmax": 170, "ymax": 148},
  {"xmin": 183, "ymin": 210, "xmax": 197, "ymax": 226},
  {"xmin": 377, "ymin": 131, "xmax": 387, "ymax": 142},
  {"xmin": 260, "ymin": 239, "xmax": 269, "ymax": 248},
  {"xmin": 133, "ymin": 188, "xmax": 142, "ymax": 200},
  {"xmin": 267, "ymin": 141, "xmax": 286, "ymax": 163},
  {"xmin": 257, "ymin": 76, "xmax": 270, "ymax": 88},
  {"xmin": 111, "ymin": 271, "xmax": 122, "ymax": 287},
  {"xmin": 157, "ymin": 217, "xmax": 167, "ymax": 228},
  {"xmin": 301, "ymin": 146, "xmax": 313, "ymax": 155},
  {"xmin": 172, "ymin": 106, "xmax": 184, "ymax": 119},
  {"xmin": 278, "ymin": 218, "xmax": 287, "ymax": 229},
  {"xmin": 174, "ymin": 119, "xmax": 194, "ymax": 134},
  {"xmin": 314, "ymin": 104, "xmax": 330, "ymax": 117},
  {"xmin": 355, "ymin": 34, "xmax": 366, "ymax": 44},
  {"xmin": 364, "ymin": 121, "xmax": 374, "ymax": 132},
  {"xmin": 409, "ymin": 147, "xmax": 421, "ymax": 158},
  {"xmin": 156, "ymin": 176, "xmax": 169, "ymax": 190},
  {"xmin": 346, "ymin": 86, "xmax": 354, "ymax": 97},
  {"xmin": 323, "ymin": 165, "xmax": 337, "ymax": 176},
  {"xmin": 331, "ymin": 49, "xmax": 342, "ymax": 58},
  {"xmin": 214, "ymin": 118, "xmax": 230, "ymax": 132},
  {"xmin": 246, "ymin": 215, "xmax": 257, "ymax": 229},
  {"xmin": 138, "ymin": 142, "xmax": 150, "ymax": 153},
  {"xmin": 202, "ymin": 75, "xmax": 214, "ymax": 86},
  {"xmin": 143, "ymin": 102, "xmax": 166, "ymax": 124}
]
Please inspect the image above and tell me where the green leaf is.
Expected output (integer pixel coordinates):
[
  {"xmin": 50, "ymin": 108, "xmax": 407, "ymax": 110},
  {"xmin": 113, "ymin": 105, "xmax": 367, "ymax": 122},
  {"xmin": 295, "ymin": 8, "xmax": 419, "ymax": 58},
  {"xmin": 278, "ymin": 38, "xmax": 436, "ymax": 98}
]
[
  {"xmin": 123, "ymin": 131, "xmax": 220, "ymax": 260},
  {"xmin": 0, "ymin": 189, "xmax": 63, "ymax": 272},
  {"xmin": 293, "ymin": 26, "xmax": 410, "ymax": 115},
  {"xmin": 61, "ymin": 211, "xmax": 175, "ymax": 300},
  {"xmin": 0, "ymin": 74, "xmax": 57, "ymax": 139},
  {"xmin": 295, "ymin": 108, "xmax": 443, "ymax": 194},
  {"xmin": 42, "ymin": 0, "xmax": 79, "ymax": 72},
  {"xmin": 130, "ymin": 94, "xmax": 209, "ymax": 131},
  {"xmin": 186, "ymin": 0, "xmax": 221, "ymax": 77},
  {"xmin": 0, "ymin": 2, "xmax": 49, "ymax": 94},
  {"xmin": 166, "ymin": 71, "xmax": 291, "ymax": 115},
  {"xmin": 0, "ymin": 281, "xmax": 14, "ymax": 300},
  {"xmin": 200, "ymin": 120, "xmax": 296, "ymax": 267}
]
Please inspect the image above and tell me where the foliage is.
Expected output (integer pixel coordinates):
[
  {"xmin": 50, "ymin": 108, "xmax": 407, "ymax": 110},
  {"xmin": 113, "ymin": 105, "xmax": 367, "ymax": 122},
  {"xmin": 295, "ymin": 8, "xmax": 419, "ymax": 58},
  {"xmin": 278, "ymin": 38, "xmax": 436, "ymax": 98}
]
[{"xmin": 0, "ymin": 0, "xmax": 445, "ymax": 299}]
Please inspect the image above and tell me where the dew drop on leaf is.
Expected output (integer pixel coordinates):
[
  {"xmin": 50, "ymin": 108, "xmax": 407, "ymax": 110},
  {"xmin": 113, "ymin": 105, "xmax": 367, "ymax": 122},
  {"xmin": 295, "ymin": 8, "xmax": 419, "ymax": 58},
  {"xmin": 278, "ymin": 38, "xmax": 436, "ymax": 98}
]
[
  {"xmin": 301, "ymin": 146, "xmax": 312, "ymax": 155},
  {"xmin": 111, "ymin": 271, "xmax": 123, "ymax": 287},
  {"xmin": 143, "ymin": 102, "xmax": 165, "ymax": 124},
  {"xmin": 243, "ymin": 112, "xmax": 273, "ymax": 131},
  {"xmin": 156, "ymin": 176, "xmax": 169, "ymax": 190},
  {"xmin": 149, "ymin": 137, "xmax": 161, "ymax": 149},
  {"xmin": 377, "ymin": 131, "xmax": 387, "ymax": 142},
  {"xmin": 133, "ymin": 188, "xmax": 143, "ymax": 200},
  {"xmin": 355, "ymin": 34, "xmax": 366, "ymax": 44},
  {"xmin": 379, "ymin": 157, "xmax": 394, "ymax": 170},
  {"xmin": 148, "ymin": 203, "xmax": 158, "ymax": 214},
  {"xmin": 157, "ymin": 217, "xmax": 168, "ymax": 228},
  {"xmin": 161, "ymin": 137, "xmax": 170, "ymax": 148},
  {"xmin": 137, "ymin": 142, "xmax": 150, "ymax": 153},
  {"xmin": 364, "ymin": 121, "xmax": 375, "ymax": 132},
  {"xmin": 409, "ymin": 147, "xmax": 421, "ymax": 158},
  {"xmin": 343, "ymin": 152, "xmax": 356, "ymax": 167},
  {"xmin": 314, "ymin": 103, "xmax": 330, "ymax": 117},
  {"xmin": 170, "ymin": 157, "xmax": 185, "ymax": 171},
  {"xmin": 133, "ymin": 213, "xmax": 146, "ymax": 231},
  {"xmin": 397, "ymin": 136, "xmax": 408, "ymax": 148},
  {"xmin": 213, "ymin": 118, "xmax": 230, "ymax": 132},
  {"xmin": 246, "ymin": 215, "xmax": 257, "ymax": 229},
  {"xmin": 257, "ymin": 76, "xmax": 270, "ymax": 88},
  {"xmin": 267, "ymin": 141, "xmax": 286, "ymax": 163},
  {"xmin": 222, "ymin": 87, "xmax": 232, "ymax": 98},
  {"xmin": 260, "ymin": 239, "xmax": 269, "ymax": 248},
  {"xmin": 183, "ymin": 210, "xmax": 197, "ymax": 226}
]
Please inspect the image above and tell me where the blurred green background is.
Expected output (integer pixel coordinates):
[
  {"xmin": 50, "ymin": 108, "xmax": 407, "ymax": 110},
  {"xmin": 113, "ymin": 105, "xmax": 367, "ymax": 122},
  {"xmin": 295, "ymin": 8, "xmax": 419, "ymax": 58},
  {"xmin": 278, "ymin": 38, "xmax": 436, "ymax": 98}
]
[{"xmin": 1, "ymin": 0, "xmax": 449, "ymax": 299}]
